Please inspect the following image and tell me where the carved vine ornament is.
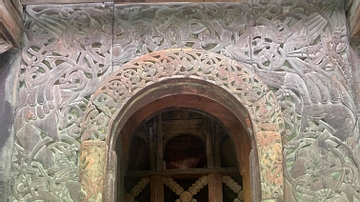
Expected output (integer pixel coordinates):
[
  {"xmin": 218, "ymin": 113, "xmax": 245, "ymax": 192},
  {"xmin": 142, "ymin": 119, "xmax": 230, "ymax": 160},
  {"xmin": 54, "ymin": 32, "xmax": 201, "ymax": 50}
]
[{"xmin": 9, "ymin": 2, "xmax": 360, "ymax": 202}]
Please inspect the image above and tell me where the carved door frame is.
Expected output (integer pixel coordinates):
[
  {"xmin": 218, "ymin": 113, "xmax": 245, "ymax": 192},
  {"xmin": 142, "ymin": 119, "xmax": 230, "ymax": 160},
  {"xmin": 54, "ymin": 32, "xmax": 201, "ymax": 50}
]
[
  {"xmin": 119, "ymin": 92, "xmax": 254, "ymax": 201},
  {"xmin": 79, "ymin": 49, "xmax": 285, "ymax": 201}
]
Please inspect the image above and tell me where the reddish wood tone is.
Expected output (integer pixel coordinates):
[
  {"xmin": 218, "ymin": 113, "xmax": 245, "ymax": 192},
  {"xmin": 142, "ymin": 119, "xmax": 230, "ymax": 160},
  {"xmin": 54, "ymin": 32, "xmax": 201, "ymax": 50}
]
[
  {"xmin": 150, "ymin": 175, "xmax": 164, "ymax": 202},
  {"xmin": 208, "ymin": 173, "xmax": 223, "ymax": 202}
]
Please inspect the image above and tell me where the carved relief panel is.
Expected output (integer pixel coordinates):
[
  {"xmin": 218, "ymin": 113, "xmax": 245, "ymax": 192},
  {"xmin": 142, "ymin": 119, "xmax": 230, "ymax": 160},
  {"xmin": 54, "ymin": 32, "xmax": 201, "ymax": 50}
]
[
  {"xmin": 10, "ymin": 3, "xmax": 113, "ymax": 201},
  {"xmin": 8, "ymin": 1, "xmax": 360, "ymax": 201}
]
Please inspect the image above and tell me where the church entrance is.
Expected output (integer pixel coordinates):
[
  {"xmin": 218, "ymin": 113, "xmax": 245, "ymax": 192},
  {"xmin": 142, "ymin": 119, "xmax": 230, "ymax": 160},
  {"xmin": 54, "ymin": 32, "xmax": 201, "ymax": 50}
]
[
  {"xmin": 115, "ymin": 94, "xmax": 254, "ymax": 202},
  {"xmin": 79, "ymin": 49, "xmax": 284, "ymax": 201}
]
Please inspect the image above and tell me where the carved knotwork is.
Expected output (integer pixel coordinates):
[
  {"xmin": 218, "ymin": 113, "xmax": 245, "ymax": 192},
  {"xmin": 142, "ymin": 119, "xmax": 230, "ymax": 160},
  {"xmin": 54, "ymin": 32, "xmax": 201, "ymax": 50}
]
[
  {"xmin": 10, "ymin": 2, "xmax": 360, "ymax": 201},
  {"xmin": 82, "ymin": 48, "xmax": 284, "ymax": 199},
  {"xmin": 10, "ymin": 136, "xmax": 81, "ymax": 202},
  {"xmin": 256, "ymin": 131, "xmax": 283, "ymax": 198},
  {"xmin": 85, "ymin": 49, "xmax": 283, "ymax": 141},
  {"xmin": 11, "ymin": 4, "xmax": 112, "ymax": 201}
]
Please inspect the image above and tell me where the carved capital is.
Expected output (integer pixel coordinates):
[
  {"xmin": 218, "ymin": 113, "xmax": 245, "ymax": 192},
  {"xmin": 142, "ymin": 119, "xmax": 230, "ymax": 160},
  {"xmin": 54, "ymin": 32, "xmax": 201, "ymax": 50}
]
[
  {"xmin": 79, "ymin": 140, "xmax": 108, "ymax": 202},
  {"xmin": 255, "ymin": 131, "xmax": 283, "ymax": 200}
]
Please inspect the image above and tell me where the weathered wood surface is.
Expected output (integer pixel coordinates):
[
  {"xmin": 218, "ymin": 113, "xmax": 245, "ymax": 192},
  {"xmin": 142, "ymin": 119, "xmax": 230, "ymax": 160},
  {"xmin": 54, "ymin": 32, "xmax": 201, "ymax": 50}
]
[
  {"xmin": 208, "ymin": 173, "xmax": 223, "ymax": 202},
  {"xmin": 126, "ymin": 167, "xmax": 240, "ymax": 177},
  {"xmin": 150, "ymin": 175, "xmax": 164, "ymax": 202},
  {"xmin": 0, "ymin": 0, "xmax": 22, "ymax": 53},
  {"xmin": 10, "ymin": 1, "xmax": 360, "ymax": 201}
]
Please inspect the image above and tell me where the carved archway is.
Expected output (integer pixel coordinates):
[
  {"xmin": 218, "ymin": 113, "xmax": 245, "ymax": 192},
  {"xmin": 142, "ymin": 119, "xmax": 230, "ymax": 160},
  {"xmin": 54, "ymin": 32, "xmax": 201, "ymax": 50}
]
[
  {"xmin": 79, "ymin": 48, "xmax": 285, "ymax": 201},
  {"xmin": 118, "ymin": 92, "xmax": 255, "ymax": 201}
]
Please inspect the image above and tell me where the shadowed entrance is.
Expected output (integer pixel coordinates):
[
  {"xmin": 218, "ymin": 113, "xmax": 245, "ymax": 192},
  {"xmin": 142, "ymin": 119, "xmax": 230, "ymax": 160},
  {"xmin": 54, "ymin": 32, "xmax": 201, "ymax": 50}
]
[{"xmin": 117, "ymin": 94, "xmax": 253, "ymax": 201}]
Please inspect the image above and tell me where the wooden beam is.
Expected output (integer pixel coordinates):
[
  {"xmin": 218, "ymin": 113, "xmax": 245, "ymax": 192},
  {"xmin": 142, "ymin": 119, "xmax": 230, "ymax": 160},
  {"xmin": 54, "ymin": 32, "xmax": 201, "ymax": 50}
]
[
  {"xmin": 21, "ymin": 0, "xmax": 249, "ymax": 5},
  {"xmin": 208, "ymin": 173, "xmax": 223, "ymax": 202},
  {"xmin": 115, "ymin": 0, "xmax": 247, "ymax": 3},
  {"xmin": 150, "ymin": 175, "xmax": 164, "ymax": 202},
  {"xmin": 156, "ymin": 115, "xmax": 164, "ymax": 170},
  {"xmin": 21, "ymin": 0, "xmax": 112, "ymax": 5},
  {"xmin": 126, "ymin": 167, "xmax": 239, "ymax": 177}
]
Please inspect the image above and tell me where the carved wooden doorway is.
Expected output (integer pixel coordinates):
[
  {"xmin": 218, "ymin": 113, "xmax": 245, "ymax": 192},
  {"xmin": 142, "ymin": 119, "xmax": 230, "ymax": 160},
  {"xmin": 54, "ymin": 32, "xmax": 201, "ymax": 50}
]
[
  {"xmin": 121, "ymin": 108, "xmax": 245, "ymax": 202},
  {"xmin": 115, "ymin": 93, "xmax": 254, "ymax": 202},
  {"xmin": 80, "ymin": 49, "xmax": 284, "ymax": 201}
]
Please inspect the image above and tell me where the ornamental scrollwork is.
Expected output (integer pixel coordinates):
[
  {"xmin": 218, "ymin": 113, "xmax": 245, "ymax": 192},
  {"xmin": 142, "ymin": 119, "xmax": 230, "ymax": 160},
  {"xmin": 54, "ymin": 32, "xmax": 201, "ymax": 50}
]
[
  {"xmin": 83, "ymin": 48, "xmax": 284, "ymax": 199},
  {"xmin": 9, "ymin": 1, "xmax": 360, "ymax": 201},
  {"xmin": 10, "ymin": 135, "xmax": 80, "ymax": 201},
  {"xmin": 11, "ymin": 3, "xmax": 113, "ymax": 201},
  {"xmin": 86, "ymin": 49, "xmax": 283, "ymax": 140}
]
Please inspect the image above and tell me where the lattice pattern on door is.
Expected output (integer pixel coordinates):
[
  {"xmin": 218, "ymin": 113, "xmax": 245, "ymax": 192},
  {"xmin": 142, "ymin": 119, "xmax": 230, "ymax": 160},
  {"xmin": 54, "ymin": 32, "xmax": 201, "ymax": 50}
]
[{"xmin": 124, "ymin": 175, "xmax": 243, "ymax": 202}]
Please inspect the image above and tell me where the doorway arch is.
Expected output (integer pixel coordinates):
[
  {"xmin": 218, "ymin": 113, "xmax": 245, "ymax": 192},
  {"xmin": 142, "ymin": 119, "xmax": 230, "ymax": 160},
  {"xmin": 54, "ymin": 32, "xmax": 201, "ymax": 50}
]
[
  {"xmin": 121, "ymin": 105, "xmax": 249, "ymax": 202},
  {"xmin": 118, "ymin": 93, "xmax": 255, "ymax": 201},
  {"xmin": 79, "ymin": 49, "xmax": 285, "ymax": 201}
]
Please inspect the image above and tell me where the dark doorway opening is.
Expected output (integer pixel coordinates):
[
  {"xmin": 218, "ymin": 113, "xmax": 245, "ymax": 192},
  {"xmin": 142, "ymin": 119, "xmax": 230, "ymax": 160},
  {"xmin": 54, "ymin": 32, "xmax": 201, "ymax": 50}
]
[{"xmin": 121, "ymin": 109, "xmax": 244, "ymax": 202}]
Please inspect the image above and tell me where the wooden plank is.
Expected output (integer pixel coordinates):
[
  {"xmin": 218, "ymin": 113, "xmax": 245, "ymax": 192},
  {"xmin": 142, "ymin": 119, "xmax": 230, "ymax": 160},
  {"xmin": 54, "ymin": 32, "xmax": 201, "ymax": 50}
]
[
  {"xmin": 21, "ymin": 0, "xmax": 248, "ymax": 4},
  {"xmin": 149, "ymin": 120, "xmax": 156, "ymax": 170},
  {"xmin": 206, "ymin": 119, "xmax": 214, "ymax": 168},
  {"xmin": 162, "ymin": 119, "xmax": 207, "ymax": 131},
  {"xmin": 208, "ymin": 173, "xmax": 223, "ymax": 202},
  {"xmin": 229, "ymin": 123, "xmax": 252, "ymax": 201},
  {"xmin": 162, "ymin": 119, "xmax": 207, "ymax": 144},
  {"xmin": 115, "ymin": 0, "xmax": 247, "ymax": 3},
  {"xmin": 21, "ymin": 0, "xmax": 112, "ymax": 5},
  {"xmin": 150, "ymin": 175, "xmax": 164, "ymax": 202},
  {"xmin": 156, "ymin": 115, "xmax": 164, "ymax": 170},
  {"xmin": 127, "ymin": 167, "xmax": 239, "ymax": 177},
  {"xmin": 213, "ymin": 123, "xmax": 222, "ymax": 168}
]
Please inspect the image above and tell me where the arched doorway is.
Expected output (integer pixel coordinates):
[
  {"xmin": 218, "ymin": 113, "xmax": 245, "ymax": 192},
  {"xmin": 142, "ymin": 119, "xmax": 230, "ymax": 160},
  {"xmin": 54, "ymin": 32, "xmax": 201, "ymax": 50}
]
[
  {"xmin": 117, "ymin": 95, "xmax": 253, "ymax": 201},
  {"xmin": 79, "ymin": 49, "xmax": 284, "ymax": 201}
]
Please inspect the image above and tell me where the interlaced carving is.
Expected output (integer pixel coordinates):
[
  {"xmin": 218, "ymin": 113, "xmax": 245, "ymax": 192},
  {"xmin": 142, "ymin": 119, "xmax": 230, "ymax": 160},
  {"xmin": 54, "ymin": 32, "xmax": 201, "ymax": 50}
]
[
  {"xmin": 10, "ymin": 136, "xmax": 81, "ymax": 201},
  {"xmin": 86, "ymin": 49, "xmax": 282, "ymax": 141},
  {"xmin": 11, "ymin": 4, "xmax": 112, "ymax": 201},
  {"xmin": 256, "ymin": 131, "xmax": 283, "ymax": 197},
  {"xmin": 10, "ymin": 1, "xmax": 360, "ymax": 201},
  {"xmin": 83, "ymin": 48, "xmax": 284, "ymax": 199}
]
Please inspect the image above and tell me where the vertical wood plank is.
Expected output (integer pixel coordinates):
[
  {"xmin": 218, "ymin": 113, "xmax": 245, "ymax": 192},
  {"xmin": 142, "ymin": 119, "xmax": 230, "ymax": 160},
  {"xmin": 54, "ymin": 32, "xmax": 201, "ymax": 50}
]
[
  {"xmin": 208, "ymin": 173, "xmax": 223, "ymax": 202},
  {"xmin": 150, "ymin": 175, "xmax": 164, "ymax": 202},
  {"xmin": 157, "ymin": 115, "xmax": 164, "ymax": 170},
  {"xmin": 104, "ymin": 151, "xmax": 117, "ymax": 202},
  {"xmin": 207, "ymin": 118, "xmax": 214, "ymax": 168},
  {"xmin": 229, "ymin": 124, "xmax": 252, "ymax": 201},
  {"xmin": 213, "ymin": 122, "xmax": 222, "ymax": 168},
  {"xmin": 149, "ymin": 119, "xmax": 156, "ymax": 170}
]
